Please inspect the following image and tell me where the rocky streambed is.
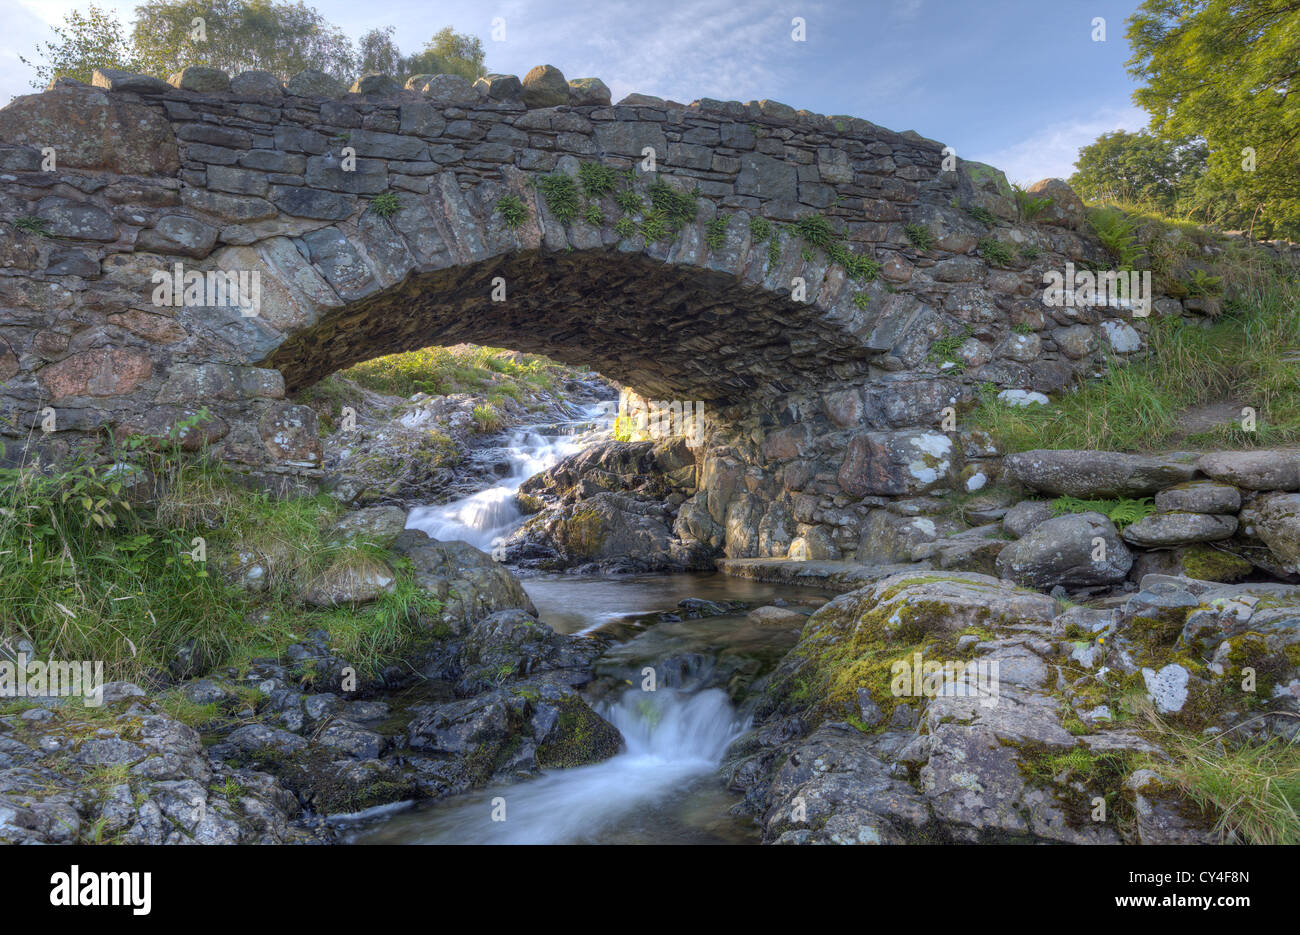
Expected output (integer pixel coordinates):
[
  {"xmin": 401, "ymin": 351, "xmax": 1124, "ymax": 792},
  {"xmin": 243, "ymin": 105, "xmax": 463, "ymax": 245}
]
[{"xmin": 6, "ymin": 430, "xmax": 1300, "ymax": 845}]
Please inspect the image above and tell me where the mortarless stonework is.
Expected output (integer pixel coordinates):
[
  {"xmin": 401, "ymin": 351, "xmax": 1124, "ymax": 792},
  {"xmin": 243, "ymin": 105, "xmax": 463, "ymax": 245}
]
[{"xmin": 0, "ymin": 66, "xmax": 1171, "ymax": 558}]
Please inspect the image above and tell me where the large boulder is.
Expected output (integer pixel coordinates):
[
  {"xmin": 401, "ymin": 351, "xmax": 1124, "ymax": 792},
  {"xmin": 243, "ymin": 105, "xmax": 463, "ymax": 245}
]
[
  {"xmin": 1252, "ymin": 492, "xmax": 1300, "ymax": 574},
  {"xmin": 1002, "ymin": 450, "xmax": 1198, "ymax": 498},
  {"xmin": 995, "ymin": 512, "xmax": 1132, "ymax": 588},
  {"xmin": 1022, "ymin": 178, "xmax": 1086, "ymax": 229},
  {"xmin": 505, "ymin": 491, "xmax": 677, "ymax": 571},
  {"xmin": 392, "ymin": 530, "xmax": 536, "ymax": 628},
  {"xmin": 1197, "ymin": 449, "xmax": 1300, "ymax": 491}
]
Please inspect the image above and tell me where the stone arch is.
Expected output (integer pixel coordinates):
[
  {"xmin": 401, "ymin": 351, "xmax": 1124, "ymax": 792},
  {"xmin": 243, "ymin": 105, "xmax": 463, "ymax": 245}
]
[{"xmin": 0, "ymin": 64, "xmax": 1143, "ymax": 559}]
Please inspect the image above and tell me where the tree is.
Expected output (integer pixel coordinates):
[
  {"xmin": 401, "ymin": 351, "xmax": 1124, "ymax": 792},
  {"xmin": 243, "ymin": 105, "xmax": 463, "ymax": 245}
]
[
  {"xmin": 1127, "ymin": 0, "xmax": 1300, "ymax": 238},
  {"xmin": 1070, "ymin": 130, "xmax": 1210, "ymax": 214},
  {"xmin": 131, "ymin": 0, "xmax": 355, "ymax": 81},
  {"xmin": 401, "ymin": 27, "xmax": 487, "ymax": 81},
  {"xmin": 19, "ymin": 4, "xmax": 139, "ymax": 88},
  {"xmin": 357, "ymin": 26, "xmax": 402, "ymax": 76}
]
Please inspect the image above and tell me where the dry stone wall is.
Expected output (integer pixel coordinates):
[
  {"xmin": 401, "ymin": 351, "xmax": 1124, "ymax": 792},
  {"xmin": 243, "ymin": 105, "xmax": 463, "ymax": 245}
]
[{"xmin": 0, "ymin": 64, "xmax": 1161, "ymax": 557}]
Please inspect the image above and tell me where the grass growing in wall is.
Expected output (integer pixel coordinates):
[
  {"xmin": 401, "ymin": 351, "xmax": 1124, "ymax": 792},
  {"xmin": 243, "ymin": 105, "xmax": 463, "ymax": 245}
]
[
  {"xmin": 535, "ymin": 173, "xmax": 581, "ymax": 226},
  {"xmin": 369, "ymin": 192, "xmax": 400, "ymax": 219},
  {"xmin": 577, "ymin": 161, "xmax": 621, "ymax": 199},
  {"xmin": 904, "ymin": 223, "xmax": 934, "ymax": 251},
  {"xmin": 971, "ymin": 276, "xmax": 1300, "ymax": 452},
  {"xmin": 496, "ymin": 194, "xmax": 529, "ymax": 230},
  {"xmin": 704, "ymin": 214, "xmax": 730, "ymax": 251}
]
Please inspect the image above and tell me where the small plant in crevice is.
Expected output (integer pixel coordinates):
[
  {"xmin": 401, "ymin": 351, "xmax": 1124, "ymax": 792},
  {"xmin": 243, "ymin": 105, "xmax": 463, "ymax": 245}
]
[
  {"xmin": 614, "ymin": 187, "xmax": 644, "ymax": 216},
  {"xmin": 583, "ymin": 202, "xmax": 603, "ymax": 227},
  {"xmin": 928, "ymin": 325, "xmax": 974, "ymax": 371},
  {"xmin": 966, "ymin": 204, "xmax": 999, "ymax": 227},
  {"xmin": 638, "ymin": 210, "xmax": 669, "ymax": 243},
  {"xmin": 13, "ymin": 216, "xmax": 51, "ymax": 237},
  {"xmin": 978, "ymin": 237, "xmax": 1016, "ymax": 267},
  {"xmin": 1088, "ymin": 206, "xmax": 1144, "ymax": 270},
  {"xmin": 613, "ymin": 215, "xmax": 635, "ymax": 240},
  {"xmin": 369, "ymin": 192, "xmax": 400, "ymax": 219},
  {"xmin": 577, "ymin": 161, "xmax": 620, "ymax": 199},
  {"xmin": 704, "ymin": 214, "xmax": 730, "ymax": 251},
  {"xmin": 495, "ymin": 194, "xmax": 529, "ymax": 230},
  {"xmin": 792, "ymin": 212, "xmax": 881, "ymax": 282},
  {"xmin": 471, "ymin": 403, "xmax": 501, "ymax": 434},
  {"xmin": 749, "ymin": 216, "xmax": 772, "ymax": 245},
  {"xmin": 1012, "ymin": 184, "xmax": 1053, "ymax": 221},
  {"xmin": 1013, "ymin": 322, "xmax": 1036, "ymax": 336},
  {"xmin": 647, "ymin": 180, "xmax": 698, "ymax": 233},
  {"xmin": 904, "ymin": 222, "xmax": 935, "ymax": 251},
  {"xmin": 853, "ymin": 292, "xmax": 871, "ymax": 310},
  {"xmin": 1185, "ymin": 268, "xmax": 1223, "ymax": 297},
  {"xmin": 767, "ymin": 232, "xmax": 782, "ymax": 269},
  {"xmin": 534, "ymin": 173, "xmax": 581, "ymax": 226},
  {"xmin": 1018, "ymin": 242, "xmax": 1042, "ymax": 261},
  {"xmin": 1050, "ymin": 495, "xmax": 1155, "ymax": 530}
]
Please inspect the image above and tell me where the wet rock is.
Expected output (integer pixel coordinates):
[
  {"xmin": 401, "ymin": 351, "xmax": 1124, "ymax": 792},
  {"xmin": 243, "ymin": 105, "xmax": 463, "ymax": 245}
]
[{"xmin": 393, "ymin": 530, "xmax": 536, "ymax": 628}]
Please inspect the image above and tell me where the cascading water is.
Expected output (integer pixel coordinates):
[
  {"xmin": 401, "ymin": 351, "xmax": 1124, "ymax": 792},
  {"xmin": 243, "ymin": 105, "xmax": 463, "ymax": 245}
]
[
  {"xmin": 349, "ymin": 687, "xmax": 750, "ymax": 845},
  {"xmin": 404, "ymin": 402, "xmax": 610, "ymax": 552}
]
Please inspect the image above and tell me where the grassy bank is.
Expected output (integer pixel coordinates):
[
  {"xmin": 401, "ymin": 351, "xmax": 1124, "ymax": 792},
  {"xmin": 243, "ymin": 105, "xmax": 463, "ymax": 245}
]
[
  {"xmin": 972, "ymin": 231, "xmax": 1300, "ymax": 453},
  {"xmin": 0, "ymin": 426, "xmax": 441, "ymax": 684},
  {"xmin": 335, "ymin": 344, "xmax": 584, "ymax": 405}
]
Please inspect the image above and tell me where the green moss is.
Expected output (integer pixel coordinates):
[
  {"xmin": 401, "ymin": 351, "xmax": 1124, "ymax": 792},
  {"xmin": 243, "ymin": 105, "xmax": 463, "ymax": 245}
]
[
  {"xmin": 1180, "ymin": 545, "xmax": 1252, "ymax": 582},
  {"xmin": 535, "ymin": 694, "xmax": 622, "ymax": 768}
]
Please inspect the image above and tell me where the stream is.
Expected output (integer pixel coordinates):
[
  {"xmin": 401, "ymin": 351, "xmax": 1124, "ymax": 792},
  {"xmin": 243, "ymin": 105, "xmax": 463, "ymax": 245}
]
[{"xmin": 342, "ymin": 411, "xmax": 832, "ymax": 845}]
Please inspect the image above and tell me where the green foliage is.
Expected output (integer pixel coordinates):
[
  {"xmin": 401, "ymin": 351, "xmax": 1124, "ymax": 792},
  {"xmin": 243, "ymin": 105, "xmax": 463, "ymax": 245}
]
[
  {"xmin": 19, "ymin": 3, "xmax": 139, "ymax": 87},
  {"xmin": 495, "ymin": 193, "xmax": 529, "ymax": 230},
  {"xmin": 1070, "ymin": 129, "xmax": 1212, "ymax": 220},
  {"xmin": 928, "ymin": 325, "xmax": 973, "ymax": 371},
  {"xmin": 1128, "ymin": 0, "xmax": 1300, "ymax": 239},
  {"xmin": 399, "ymin": 25, "xmax": 486, "ymax": 81},
  {"xmin": 613, "ymin": 215, "xmax": 635, "ymax": 239},
  {"xmin": 903, "ymin": 223, "xmax": 935, "ymax": 250},
  {"xmin": 369, "ymin": 192, "xmax": 400, "ymax": 219},
  {"xmin": 1184, "ymin": 268, "xmax": 1222, "ymax": 297},
  {"xmin": 1013, "ymin": 322, "xmax": 1035, "ymax": 336},
  {"xmin": 339, "ymin": 344, "xmax": 566, "ymax": 401},
  {"xmin": 852, "ymin": 292, "xmax": 871, "ymax": 310},
  {"xmin": 972, "ymin": 274, "xmax": 1300, "ymax": 452},
  {"xmin": 1018, "ymin": 243, "xmax": 1042, "ymax": 261},
  {"xmin": 582, "ymin": 202, "xmax": 603, "ymax": 227},
  {"xmin": 13, "ymin": 217, "xmax": 51, "ymax": 237},
  {"xmin": 749, "ymin": 217, "xmax": 772, "ymax": 244},
  {"xmin": 647, "ymin": 180, "xmax": 698, "ymax": 233},
  {"xmin": 614, "ymin": 187, "xmax": 644, "ymax": 216},
  {"xmin": 577, "ymin": 161, "xmax": 621, "ymax": 199},
  {"xmin": 130, "ymin": 0, "xmax": 355, "ymax": 81},
  {"xmin": 471, "ymin": 403, "xmax": 501, "ymax": 433},
  {"xmin": 965, "ymin": 205, "xmax": 998, "ymax": 227},
  {"xmin": 1012, "ymin": 184, "xmax": 1053, "ymax": 221},
  {"xmin": 1087, "ymin": 206, "xmax": 1144, "ymax": 269},
  {"xmin": 637, "ymin": 210, "xmax": 669, "ymax": 243},
  {"xmin": 535, "ymin": 173, "xmax": 580, "ymax": 227},
  {"xmin": 704, "ymin": 214, "xmax": 730, "ymax": 251},
  {"xmin": 977, "ymin": 237, "xmax": 1015, "ymax": 266},
  {"xmin": 767, "ymin": 233, "xmax": 781, "ymax": 269},
  {"xmin": 1050, "ymin": 495, "xmax": 1155, "ymax": 530},
  {"xmin": 791, "ymin": 213, "xmax": 880, "ymax": 281}
]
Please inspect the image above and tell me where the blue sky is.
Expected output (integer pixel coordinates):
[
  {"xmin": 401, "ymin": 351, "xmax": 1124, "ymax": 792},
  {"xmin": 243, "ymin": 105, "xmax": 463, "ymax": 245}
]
[{"xmin": 2, "ymin": 0, "xmax": 1149, "ymax": 181}]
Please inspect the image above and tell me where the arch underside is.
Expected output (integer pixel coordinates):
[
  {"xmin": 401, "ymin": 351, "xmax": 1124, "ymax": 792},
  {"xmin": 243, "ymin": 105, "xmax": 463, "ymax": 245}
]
[{"xmin": 265, "ymin": 249, "xmax": 877, "ymax": 407}]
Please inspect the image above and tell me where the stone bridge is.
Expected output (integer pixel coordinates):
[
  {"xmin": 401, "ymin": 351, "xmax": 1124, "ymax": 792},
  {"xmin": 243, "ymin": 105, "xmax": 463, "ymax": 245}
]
[{"xmin": 0, "ymin": 63, "xmax": 1145, "ymax": 559}]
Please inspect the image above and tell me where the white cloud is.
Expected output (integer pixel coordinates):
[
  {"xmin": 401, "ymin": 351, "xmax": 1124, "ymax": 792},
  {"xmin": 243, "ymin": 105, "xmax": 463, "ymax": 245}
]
[{"xmin": 972, "ymin": 105, "xmax": 1148, "ymax": 184}]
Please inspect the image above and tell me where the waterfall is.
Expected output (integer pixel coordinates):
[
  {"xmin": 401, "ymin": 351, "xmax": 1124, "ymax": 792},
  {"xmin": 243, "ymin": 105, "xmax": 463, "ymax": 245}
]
[
  {"xmin": 404, "ymin": 403, "xmax": 609, "ymax": 551},
  {"xmin": 357, "ymin": 688, "xmax": 747, "ymax": 845}
]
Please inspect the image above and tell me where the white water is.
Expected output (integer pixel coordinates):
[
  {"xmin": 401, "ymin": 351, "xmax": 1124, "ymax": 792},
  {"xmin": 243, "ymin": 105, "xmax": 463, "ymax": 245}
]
[
  {"xmin": 358, "ymin": 688, "xmax": 747, "ymax": 845},
  {"xmin": 404, "ymin": 404, "xmax": 609, "ymax": 552}
]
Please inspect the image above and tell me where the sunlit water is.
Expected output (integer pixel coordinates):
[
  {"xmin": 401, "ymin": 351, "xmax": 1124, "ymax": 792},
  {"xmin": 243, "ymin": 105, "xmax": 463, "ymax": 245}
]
[
  {"xmin": 404, "ymin": 403, "xmax": 609, "ymax": 551},
  {"xmin": 352, "ymin": 413, "xmax": 831, "ymax": 845}
]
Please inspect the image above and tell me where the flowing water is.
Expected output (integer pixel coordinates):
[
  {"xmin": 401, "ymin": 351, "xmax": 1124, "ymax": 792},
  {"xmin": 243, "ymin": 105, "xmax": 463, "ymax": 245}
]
[
  {"xmin": 403, "ymin": 402, "xmax": 611, "ymax": 552},
  {"xmin": 347, "ymin": 414, "xmax": 833, "ymax": 845}
]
